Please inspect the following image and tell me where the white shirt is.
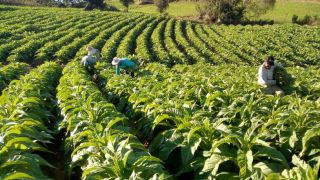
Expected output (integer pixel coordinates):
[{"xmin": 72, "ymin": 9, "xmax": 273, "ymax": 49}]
[
  {"xmin": 81, "ymin": 55, "xmax": 96, "ymax": 66},
  {"xmin": 258, "ymin": 62, "xmax": 281, "ymax": 86}
]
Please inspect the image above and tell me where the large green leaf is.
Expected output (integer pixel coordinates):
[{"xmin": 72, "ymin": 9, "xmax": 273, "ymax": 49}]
[
  {"xmin": 301, "ymin": 126, "xmax": 320, "ymax": 156},
  {"xmin": 5, "ymin": 137, "xmax": 50, "ymax": 152},
  {"xmin": 181, "ymin": 135, "xmax": 201, "ymax": 166},
  {"xmin": 254, "ymin": 162, "xmax": 284, "ymax": 175},
  {"xmin": 237, "ymin": 149, "xmax": 253, "ymax": 178},
  {"xmin": 201, "ymin": 153, "xmax": 231, "ymax": 176},
  {"xmin": 254, "ymin": 146, "xmax": 289, "ymax": 168},
  {"xmin": 3, "ymin": 172, "xmax": 34, "ymax": 180},
  {"xmin": 152, "ymin": 114, "xmax": 174, "ymax": 130}
]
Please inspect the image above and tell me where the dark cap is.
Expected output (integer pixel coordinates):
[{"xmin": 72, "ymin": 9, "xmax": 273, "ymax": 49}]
[{"xmin": 264, "ymin": 56, "xmax": 274, "ymax": 66}]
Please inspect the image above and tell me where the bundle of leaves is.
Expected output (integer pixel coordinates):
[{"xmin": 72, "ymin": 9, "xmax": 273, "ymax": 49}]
[
  {"xmin": 275, "ymin": 66, "xmax": 295, "ymax": 94},
  {"xmin": 0, "ymin": 62, "xmax": 29, "ymax": 93}
]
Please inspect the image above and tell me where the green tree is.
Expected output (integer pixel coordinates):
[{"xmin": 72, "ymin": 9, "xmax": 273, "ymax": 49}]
[
  {"xmin": 246, "ymin": 0, "xmax": 276, "ymax": 19},
  {"xmin": 196, "ymin": 0, "xmax": 276, "ymax": 24},
  {"xmin": 119, "ymin": 0, "xmax": 133, "ymax": 12},
  {"xmin": 84, "ymin": 0, "xmax": 104, "ymax": 10},
  {"xmin": 154, "ymin": 0, "xmax": 169, "ymax": 13}
]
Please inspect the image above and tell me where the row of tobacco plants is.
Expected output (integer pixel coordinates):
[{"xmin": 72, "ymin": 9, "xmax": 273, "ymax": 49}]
[
  {"xmin": 0, "ymin": 62, "xmax": 61, "ymax": 179},
  {"xmin": 56, "ymin": 61, "xmax": 170, "ymax": 179},
  {"xmin": 0, "ymin": 60, "xmax": 318, "ymax": 179},
  {"xmin": 96, "ymin": 62, "xmax": 320, "ymax": 179},
  {"xmin": 1, "ymin": 6, "xmax": 319, "ymax": 66}
]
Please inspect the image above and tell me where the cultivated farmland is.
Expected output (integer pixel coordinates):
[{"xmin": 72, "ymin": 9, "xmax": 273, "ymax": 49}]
[{"xmin": 0, "ymin": 5, "xmax": 319, "ymax": 180}]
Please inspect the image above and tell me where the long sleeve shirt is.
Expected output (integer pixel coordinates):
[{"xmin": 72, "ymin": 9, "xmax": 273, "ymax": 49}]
[
  {"xmin": 81, "ymin": 48, "xmax": 101, "ymax": 67},
  {"xmin": 81, "ymin": 55, "xmax": 96, "ymax": 67},
  {"xmin": 116, "ymin": 58, "xmax": 136, "ymax": 75},
  {"xmin": 258, "ymin": 62, "xmax": 282, "ymax": 86}
]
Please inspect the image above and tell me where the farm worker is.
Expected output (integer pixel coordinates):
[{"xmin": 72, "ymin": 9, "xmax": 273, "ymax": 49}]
[
  {"xmin": 81, "ymin": 46, "xmax": 101, "ymax": 74},
  {"xmin": 111, "ymin": 57, "xmax": 136, "ymax": 77},
  {"xmin": 258, "ymin": 56, "xmax": 284, "ymax": 96}
]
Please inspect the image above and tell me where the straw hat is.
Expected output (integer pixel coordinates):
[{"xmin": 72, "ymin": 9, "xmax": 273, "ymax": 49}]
[{"xmin": 112, "ymin": 57, "xmax": 120, "ymax": 65}]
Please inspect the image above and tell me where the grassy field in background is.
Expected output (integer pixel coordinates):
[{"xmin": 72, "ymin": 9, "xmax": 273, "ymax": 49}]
[
  {"xmin": 133, "ymin": 1, "xmax": 202, "ymax": 17},
  {"xmin": 259, "ymin": 0, "xmax": 320, "ymax": 23},
  {"xmin": 107, "ymin": 1, "xmax": 202, "ymax": 17},
  {"xmin": 107, "ymin": 0, "xmax": 320, "ymax": 23}
]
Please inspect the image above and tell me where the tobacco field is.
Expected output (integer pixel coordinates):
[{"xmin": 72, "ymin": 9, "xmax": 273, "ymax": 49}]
[{"xmin": 0, "ymin": 5, "xmax": 319, "ymax": 180}]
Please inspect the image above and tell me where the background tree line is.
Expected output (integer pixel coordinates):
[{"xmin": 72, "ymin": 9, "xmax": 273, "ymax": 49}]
[
  {"xmin": 0, "ymin": 0, "xmax": 276, "ymax": 24},
  {"xmin": 0, "ymin": 0, "xmax": 100, "ymax": 8}
]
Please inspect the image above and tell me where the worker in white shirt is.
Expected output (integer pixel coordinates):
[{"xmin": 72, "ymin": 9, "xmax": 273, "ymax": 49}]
[
  {"xmin": 81, "ymin": 46, "xmax": 101, "ymax": 82},
  {"xmin": 258, "ymin": 56, "xmax": 284, "ymax": 96},
  {"xmin": 81, "ymin": 46, "xmax": 101, "ymax": 74}
]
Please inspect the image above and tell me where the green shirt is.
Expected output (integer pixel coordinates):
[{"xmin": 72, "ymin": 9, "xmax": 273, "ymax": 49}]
[{"xmin": 116, "ymin": 58, "xmax": 136, "ymax": 75}]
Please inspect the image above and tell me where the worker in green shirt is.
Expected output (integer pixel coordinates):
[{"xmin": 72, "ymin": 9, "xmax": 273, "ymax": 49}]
[{"xmin": 111, "ymin": 57, "xmax": 136, "ymax": 77}]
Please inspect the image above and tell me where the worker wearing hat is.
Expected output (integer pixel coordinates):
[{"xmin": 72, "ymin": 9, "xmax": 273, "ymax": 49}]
[
  {"xmin": 111, "ymin": 57, "xmax": 136, "ymax": 77},
  {"xmin": 81, "ymin": 46, "xmax": 101, "ymax": 74}
]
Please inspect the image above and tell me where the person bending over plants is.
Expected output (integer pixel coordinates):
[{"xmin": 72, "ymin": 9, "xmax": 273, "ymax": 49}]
[
  {"xmin": 81, "ymin": 46, "xmax": 101, "ymax": 81},
  {"xmin": 111, "ymin": 57, "xmax": 137, "ymax": 77},
  {"xmin": 258, "ymin": 56, "xmax": 285, "ymax": 96},
  {"xmin": 81, "ymin": 46, "xmax": 101, "ymax": 74}
]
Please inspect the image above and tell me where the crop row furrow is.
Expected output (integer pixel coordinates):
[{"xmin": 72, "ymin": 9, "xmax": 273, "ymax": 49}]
[
  {"xmin": 164, "ymin": 19, "xmax": 189, "ymax": 64},
  {"xmin": 116, "ymin": 16, "xmax": 156, "ymax": 59},
  {"xmin": 134, "ymin": 17, "xmax": 164, "ymax": 63},
  {"xmin": 195, "ymin": 24, "xmax": 241, "ymax": 64},
  {"xmin": 0, "ymin": 62, "xmax": 61, "ymax": 179},
  {"xmin": 53, "ymin": 16, "xmax": 122, "ymax": 63},
  {"xmin": 205, "ymin": 26, "xmax": 252, "ymax": 64},
  {"xmin": 74, "ymin": 14, "xmax": 137, "ymax": 59},
  {"xmin": 185, "ymin": 22, "xmax": 223, "ymax": 64},
  {"xmin": 101, "ymin": 16, "xmax": 146, "ymax": 62},
  {"xmin": 35, "ymin": 14, "xmax": 115, "ymax": 63},
  {"xmin": 57, "ymin": 61, "xmax": 170, "ymax": 179},
  {"xmin": 174, "ymin": 20, "xmax": 206, "ymax": 64},
  {"xmin": 0, "ymin": 62, "xmax": 29, "ymax": 94},
  {"xmin": 0, "ymin": 12, "xmax": 50, "ymax": 27},
  {"xmin": 150, "ymin": 19, "xmax": 172, "ymax": 65},
  {"xmin": 0, "ymin": 16, "xmax": 82, "ymax": 63},
  {"xmin": 211, "ymin": 26, "xmax": 261, "ymax": 63},
  {"xmin": 97, "ymin": 62, "xmax": 320, "ymax": 179},
  {"xmin": 0, "ymin": 14, "xmax": 57, "ymax": 43}
]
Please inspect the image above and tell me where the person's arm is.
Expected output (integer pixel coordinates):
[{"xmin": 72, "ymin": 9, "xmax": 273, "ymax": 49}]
[
  {"xmin": 258, "ymin": 66, "xmax": 266, "ymax": 85},
  {"xmin": 266, "ymin": 66, "xmax": 277, "ymax": 85},
  {"xmin": 116, "ymin": 64, "xmax": 120, "ymax": 75},
  {"xmin": 81, "ymin": 56, "xmax": 87, "ymax": 66},
  {"xmin": 265, "ymin": 68, "xmax": 277, "ymax": 85}
]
